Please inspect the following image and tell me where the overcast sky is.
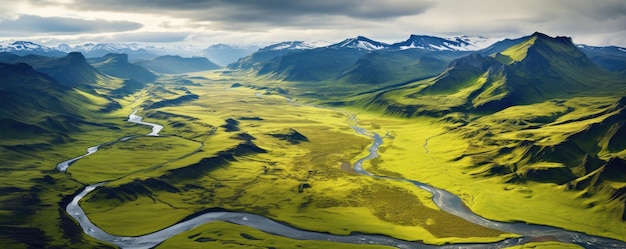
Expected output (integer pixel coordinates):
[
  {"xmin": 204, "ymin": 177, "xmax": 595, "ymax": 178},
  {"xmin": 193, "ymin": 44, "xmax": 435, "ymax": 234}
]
[{"xmin": 1, "ymin": 0, "xmax": 625, "ymax": 47}]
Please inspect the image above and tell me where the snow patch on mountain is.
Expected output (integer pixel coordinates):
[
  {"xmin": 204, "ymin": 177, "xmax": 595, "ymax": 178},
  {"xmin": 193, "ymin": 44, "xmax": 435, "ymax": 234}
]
[
  {"xmin": 328, "ymin": 36, "xmax": 389, "ymax": 50},
  {"xmin": 453, "ymin": 36, "xmax": 502, "ymax": 50},
  {"xmin": 391, "ymin": 35, "xmax": 500, "ymax": 51},
  {"xmin": 261, "ymin": 41, "xmax": 322, "ymax": 51},
  {"xmin": 0, "ymin": 41, "xmax": 54, "ymax": 52}
]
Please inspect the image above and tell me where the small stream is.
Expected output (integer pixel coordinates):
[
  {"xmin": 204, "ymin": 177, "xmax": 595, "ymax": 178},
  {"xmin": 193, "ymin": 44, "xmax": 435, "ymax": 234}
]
[{"xmin": 60, "ymin": 110, "xmax": 626, "ymax": 249}]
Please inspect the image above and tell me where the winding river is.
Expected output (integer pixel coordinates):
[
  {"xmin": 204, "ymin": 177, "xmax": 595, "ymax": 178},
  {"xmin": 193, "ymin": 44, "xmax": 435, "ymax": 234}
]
[{"xmin": 59, "ymin": 110, "xmax": 626, "ymax": 249}]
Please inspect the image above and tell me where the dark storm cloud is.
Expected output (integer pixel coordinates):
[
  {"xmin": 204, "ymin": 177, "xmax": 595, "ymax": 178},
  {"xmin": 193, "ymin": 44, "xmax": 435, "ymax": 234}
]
[
  {"xmin": 0, "ymin": 15, "xmax": 142, "ymax": 35},
  {"xmin": 60, "ymin": 0, "xmax": 434, "ymax": 23}
]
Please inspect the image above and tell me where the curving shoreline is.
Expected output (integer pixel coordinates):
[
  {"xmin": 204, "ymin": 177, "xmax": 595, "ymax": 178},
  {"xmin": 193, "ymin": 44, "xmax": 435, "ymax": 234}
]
[{"xmin": 60, "ymin": 110, "xmax": 626, "ymax": 249}]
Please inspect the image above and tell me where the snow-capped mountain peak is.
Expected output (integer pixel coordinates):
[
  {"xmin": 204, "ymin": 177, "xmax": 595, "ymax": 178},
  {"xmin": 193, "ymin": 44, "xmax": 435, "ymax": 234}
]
[
  {"xmin": 328, "ymin": 36, "xmax": 389, "ymax": 50},
  {"xmin": 261, "ymin": 41, "xmax": 318, "ymax": 51},
  {"xmin": 0, "ymin": 40, "xmax": 67, "ymax": 56},
  {"xmin": 390, "ymin": 35, "xmax": 485, "ymax": 51},
  {"xmin": 0, "ymin": 41, "xmax": 53, "ymax": 52},
  {"xmin": 63, "ymin": 43, "xmax": 149, "ymax": 53}
]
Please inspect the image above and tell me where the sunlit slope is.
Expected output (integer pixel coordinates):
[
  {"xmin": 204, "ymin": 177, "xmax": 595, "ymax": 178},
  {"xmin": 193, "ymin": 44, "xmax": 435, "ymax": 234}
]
[
  {"xmin": 362, "ymin": 32, "xmax": 626, "ymax": 115},
  {"xmin": 455, "ymin": 96, "xmax": 626, "ymax": 219}
]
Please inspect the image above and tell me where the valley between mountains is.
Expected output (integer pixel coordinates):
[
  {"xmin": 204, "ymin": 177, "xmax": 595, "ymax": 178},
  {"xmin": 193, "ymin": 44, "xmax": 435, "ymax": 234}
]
[{"xmin": 0, "ymin": 32, "xmax": 625, "ymax": 249}]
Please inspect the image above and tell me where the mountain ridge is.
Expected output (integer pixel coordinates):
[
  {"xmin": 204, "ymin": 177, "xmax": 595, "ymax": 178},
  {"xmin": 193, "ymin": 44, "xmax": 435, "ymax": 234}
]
[
  {"xmin": 134, "ymin": 55, "xmax": 221, "ymax": 74},
  {"xmin": 87, "ymin": 53, "xmax": 157, "ymax": 83}
]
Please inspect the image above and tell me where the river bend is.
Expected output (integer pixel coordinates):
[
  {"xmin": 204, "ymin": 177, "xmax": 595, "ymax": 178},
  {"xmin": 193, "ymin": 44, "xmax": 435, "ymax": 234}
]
[{"xmin": 59, "ymin": 110, "xmax": 626, "ymax": 249}]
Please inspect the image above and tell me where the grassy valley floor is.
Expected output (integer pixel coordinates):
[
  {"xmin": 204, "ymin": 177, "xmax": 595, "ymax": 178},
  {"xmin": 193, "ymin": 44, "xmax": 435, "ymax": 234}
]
[
  {"xmin": 1, "ymin": 70, "xmax": 624, "ymax": 248},
  {"xmin": 77, "ymin": 72, "xmax": 514, "ymax": 246}
]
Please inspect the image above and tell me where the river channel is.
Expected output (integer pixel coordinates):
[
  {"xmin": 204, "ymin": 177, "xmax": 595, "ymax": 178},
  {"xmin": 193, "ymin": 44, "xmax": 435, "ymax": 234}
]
[{"xmin": 59, "ymin": 109, "xmax": 626, "ymax": 249}]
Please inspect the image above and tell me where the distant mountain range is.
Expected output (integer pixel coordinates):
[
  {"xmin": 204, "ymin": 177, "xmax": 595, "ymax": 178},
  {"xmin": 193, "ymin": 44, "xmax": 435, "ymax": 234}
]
[
  {"xmin": 134, "ymin": 55, "xmax": 221, "ymax": 74},
  {"xmin": 60, "ymin": 43, "xmax": 159, "ymax": 61},
  {"xmin": 229, "ymin": 34, "xmax": 626, "ymax": 84},
  {"xmin": 577, "ymin": 44, "xmax": 626, "ymax": 72},
  {"xmin": 199, "ymin": 44, "xmax": 259, "ymax": 67},
  {"xmin": 0, "ymin": 41, "xmax": 66, "ymax": 57},
  {"xmin": 228, "ymin": 35, "xmax": 490, "ymax": 83},
  {"xmin": 2, "ymin": 36, "xmax": 624, "ymax": 75}
]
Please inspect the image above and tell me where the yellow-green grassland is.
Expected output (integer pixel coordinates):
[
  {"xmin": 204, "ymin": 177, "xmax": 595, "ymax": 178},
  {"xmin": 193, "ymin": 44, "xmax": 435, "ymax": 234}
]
[{"xmin": 2, "ymin": 69, "xmax": 624, "ymax": 248}]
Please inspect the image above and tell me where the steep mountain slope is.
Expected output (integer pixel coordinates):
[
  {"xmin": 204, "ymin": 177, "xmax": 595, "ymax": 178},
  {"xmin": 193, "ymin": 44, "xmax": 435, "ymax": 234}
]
[
  {"xmin": 479, "ymin": 36, "xmax": 529, "ymax": 56},
  {"xmin": 256, "ymin": 46, "xmax": 369, "ymax": 81},
  {"xmin": 87, "ymin": 53, "xmax": 157, "ymax": 83},
  {"xmin": 135, "ymin": 55, "xmax": 221, "ymax": 74},
  {"xmin": 0, "ymin": 52, "xmax": 110, "ymax": 88},
  {"xmin": 339, "ymin": 47, "xmax": 471, "ymax": 85},
  {"xmin": 233, "ymin": 37, "xmax": 384, "ymax": 81},
  {"xmin": 0, "ymin": 63, "xmax": 114, "ymax": 143},
  {"xmin": 364, "ymin": 32, "xmax": 626, "ymax": 115},
  {"xmin": 231, "ymin": 35, "xmax": 480, "ymax": 84},
  {"xmin": 227, "ymin": 41, "xmax": 317, "ymax": 71}
]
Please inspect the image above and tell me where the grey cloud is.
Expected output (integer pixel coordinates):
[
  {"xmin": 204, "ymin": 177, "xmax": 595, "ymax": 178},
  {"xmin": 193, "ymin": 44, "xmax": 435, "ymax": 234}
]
[
  {"xmin": 107, "ymin": 32, "xmax": 191, "ymax": 43},
  {"xmin": 60, "ymin": 0, "xmax": 434, "ymax": 23},
  {"xmin": 0, "ymin": 15, "xmax": 142, "ymax": 35}
]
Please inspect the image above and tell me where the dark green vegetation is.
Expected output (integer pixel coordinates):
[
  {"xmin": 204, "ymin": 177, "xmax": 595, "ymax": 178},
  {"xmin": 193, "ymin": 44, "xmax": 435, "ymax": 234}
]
[
  {"xmin": 87, "ymin": 53, "xmax": 157, "ymax": 83},
  {"xmin": 578, "ymin": 45, "xmax": 626, "ymax": 72},
  {"xmin": 0, "ymin": 52, "xmax": 108, "ymax": 88},
  {"xmin": 0, "ymin": 32, "xmax": 625, "ymax": 248},
  {"xmin": 229, "ymin": 36, "xmax": 471, "ymax": 85}
]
